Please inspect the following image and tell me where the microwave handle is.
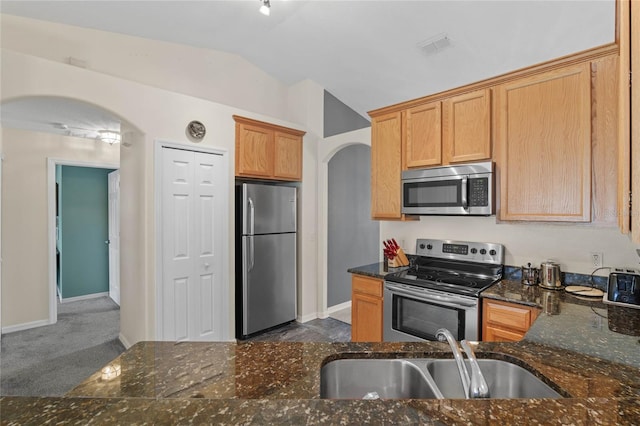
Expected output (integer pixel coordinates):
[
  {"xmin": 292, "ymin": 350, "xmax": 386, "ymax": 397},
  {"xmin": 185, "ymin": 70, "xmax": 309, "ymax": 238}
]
[{"xmin": 461, "ymin": 176, "xmax": 468, "ymax": 210}]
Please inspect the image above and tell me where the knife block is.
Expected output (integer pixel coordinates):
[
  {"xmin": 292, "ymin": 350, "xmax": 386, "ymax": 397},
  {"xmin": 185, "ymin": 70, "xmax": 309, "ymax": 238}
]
[{"xmin": 388, "ymin": 248, "xmax": 410, "ymax": 267}]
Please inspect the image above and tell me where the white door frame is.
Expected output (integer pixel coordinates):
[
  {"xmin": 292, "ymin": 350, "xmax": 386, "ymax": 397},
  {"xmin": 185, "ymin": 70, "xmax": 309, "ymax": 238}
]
[
  {"xmin": 153, "ymin": 140, "xmax": 230, "ymax": 341},
  {"xmin": 47, "ymin": 158, "xmax": 119, "ymax": 325},
  {"xmin": 108, "ymin": 170, "xmax": 121, "ymax": 305}
]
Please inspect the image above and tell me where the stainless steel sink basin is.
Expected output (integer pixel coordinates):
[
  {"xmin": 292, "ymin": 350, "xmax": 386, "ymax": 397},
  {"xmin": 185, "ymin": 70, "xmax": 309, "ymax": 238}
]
[
  {"xmin": 320, "ymin": 359, "xmax": 440, "ymax": 399},
  {"xmin": 426, "ymin": 359, "xmax": 562, "ymax": 399},
  {"xmin": 320, "ymin": 358, "xmax": 563, "ymax": 400}
]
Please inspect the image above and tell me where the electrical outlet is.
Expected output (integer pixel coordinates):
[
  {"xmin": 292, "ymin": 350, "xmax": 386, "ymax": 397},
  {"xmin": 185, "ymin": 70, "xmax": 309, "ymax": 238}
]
[{"xmin": 590, "ymin": 252, "xmax": 603, "ymax": 268}]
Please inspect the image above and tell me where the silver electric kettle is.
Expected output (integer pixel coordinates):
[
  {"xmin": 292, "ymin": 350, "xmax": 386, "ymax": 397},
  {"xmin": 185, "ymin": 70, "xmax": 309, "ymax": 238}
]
[{"xmin": 539, "ymin": 261, "xmax": 562, "ymax": 290}]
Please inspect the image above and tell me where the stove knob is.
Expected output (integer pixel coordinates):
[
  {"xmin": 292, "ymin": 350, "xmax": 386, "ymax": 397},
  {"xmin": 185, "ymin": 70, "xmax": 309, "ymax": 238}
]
[
  {"xmin": 489, "ymin": 249, "xmax": 497, "ymax": 256},
  {"xmin": 470, "ymin": 248, "xmax": 478, "ymax": 254},
  {"xmin": 419, "ymin": 243, "xmax": 426, "ymax": 249},
  {"xmin": 426, "ymin": 244, "xmax": 433, "ymax": 250},
  {"xmin": 480, "ymin": 249, "xmax": 487, "ymax": 255}
]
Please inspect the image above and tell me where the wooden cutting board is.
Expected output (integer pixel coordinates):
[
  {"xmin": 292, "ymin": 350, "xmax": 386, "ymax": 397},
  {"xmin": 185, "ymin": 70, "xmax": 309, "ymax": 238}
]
[{"xmin": 564, "ymin": 285, "xmax": 604, "ymax": 298}]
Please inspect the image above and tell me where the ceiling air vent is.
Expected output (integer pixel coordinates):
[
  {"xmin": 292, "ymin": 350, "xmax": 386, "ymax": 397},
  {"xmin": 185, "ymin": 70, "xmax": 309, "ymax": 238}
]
[{"xmin": 418, "ymin": 33, "xmax": 451, "ymax": 56}]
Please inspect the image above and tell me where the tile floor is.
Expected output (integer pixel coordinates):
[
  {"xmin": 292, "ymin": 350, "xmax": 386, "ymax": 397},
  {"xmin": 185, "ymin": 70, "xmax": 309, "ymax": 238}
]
[{"xmin": 246, "ymin": 317, "xmax": 351, "ymax": 342}]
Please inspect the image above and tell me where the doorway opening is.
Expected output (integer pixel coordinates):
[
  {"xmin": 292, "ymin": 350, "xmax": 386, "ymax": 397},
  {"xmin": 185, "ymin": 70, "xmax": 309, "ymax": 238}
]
[
  {"xmin": 48, "ymin": 160, "xmax": 119, "ymax": 320},
  {"xmin": 326, "ymin": 144, "xmax": 378, "ymax": 321}
]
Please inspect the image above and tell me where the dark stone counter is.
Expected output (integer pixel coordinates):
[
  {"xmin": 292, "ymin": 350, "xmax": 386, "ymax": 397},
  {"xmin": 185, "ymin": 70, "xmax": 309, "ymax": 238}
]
[
  {"xmin": 2, "ymin": 339, "xmax": 640, "ymax": 424},
  {"xmin": 482, "ymin": 279, "xmax": 640, "ymax": 368},
  {"xmin": 347, "ymin": 261, "xmax": 407, "ymax": 279},
  {"xmin": 3, "ymin": 268, "xmax": 640, "ymax": 424}
]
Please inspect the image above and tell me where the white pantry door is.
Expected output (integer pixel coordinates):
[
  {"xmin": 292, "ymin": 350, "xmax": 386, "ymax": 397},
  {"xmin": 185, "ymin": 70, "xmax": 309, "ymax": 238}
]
[
  {"xmin": 108, "ymin": 170, "xmax": 121, "ymax": 306},
  {"xmin": 161, "ymin": 147, "xmax": 225, "ymax": 341}
]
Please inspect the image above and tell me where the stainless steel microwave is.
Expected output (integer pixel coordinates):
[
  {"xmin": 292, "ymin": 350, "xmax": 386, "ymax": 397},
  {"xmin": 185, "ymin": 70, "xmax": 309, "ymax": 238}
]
[{"xmin": 401, "ymin": 161, "xmax": 494, "ymax": 216}]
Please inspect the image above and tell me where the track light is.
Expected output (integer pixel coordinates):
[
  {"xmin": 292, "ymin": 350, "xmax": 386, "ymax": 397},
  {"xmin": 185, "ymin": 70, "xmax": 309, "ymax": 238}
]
[{"xmin": 259, "ymin": 0, "xmax": 270, "ymax": 16}]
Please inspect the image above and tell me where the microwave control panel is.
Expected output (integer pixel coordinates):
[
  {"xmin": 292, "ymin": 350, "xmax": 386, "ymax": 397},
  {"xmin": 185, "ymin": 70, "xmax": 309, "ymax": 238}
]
[{"xmin": 469, "ymin": 178, "xmax": 489, "ymax": 207}]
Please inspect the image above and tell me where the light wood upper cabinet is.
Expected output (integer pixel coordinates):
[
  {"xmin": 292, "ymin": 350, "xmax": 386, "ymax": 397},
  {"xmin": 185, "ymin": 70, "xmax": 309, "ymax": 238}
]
[
  {"xmin": 235, "ymin": 121, "xmax": 274, "ymax": 178},
  {"xmin": 234, "ymin": 115, "xmax": 305, "ymax": 181},
  {"xmin": 403, "ymin": 89, "xmax": 491, "ymax": 169},
  {"xmin": 443, "ymin": 89, "xmax": 492, "ymax": 164},
  {"xmin": 404, "ymin": 101, "xmax": 442, "ymax": 168},
  {"xmin": 618, "ymin": 0, "xmax": 640, "ymax": 243},
  {"xmin": 371, "ymin": 111, "xmax": 403, "ymax": 219},
  {"xmin": 273, "ymin": 131, "xmax": 302, "ymax": 180},
  {"xmin": 495, "ymin": 63, "xmax": 592, "ymax": 222}
]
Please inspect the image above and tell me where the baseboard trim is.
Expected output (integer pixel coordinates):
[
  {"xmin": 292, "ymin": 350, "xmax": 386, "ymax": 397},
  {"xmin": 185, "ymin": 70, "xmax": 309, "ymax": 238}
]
[
  {"xmin": 60, "ymin": 292, "xmax": 109, "ymax": 303},
  {"xmin": 118, "ymin": 333, "xmax": 132, "ymax": 349},
  {"xmin": 297, "ymin": 313, "xmax": 318, "ymax": 323},
  {"xmin": 327, "ymin": 301, "xmax": 351, "ymax": 314},
  {"xmin": 1, "ymin": 319, "xmax": 52, "ymax": 334},
  {"xmin": 319, "ymin": 301, "xmax": 352, "ymax": 319}
]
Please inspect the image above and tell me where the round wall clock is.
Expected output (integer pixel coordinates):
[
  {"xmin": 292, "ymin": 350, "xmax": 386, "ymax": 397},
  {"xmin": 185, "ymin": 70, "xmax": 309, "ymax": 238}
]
[{"xmin": 187, "ymin": 120, "xmax": 206, "ymax": 140}]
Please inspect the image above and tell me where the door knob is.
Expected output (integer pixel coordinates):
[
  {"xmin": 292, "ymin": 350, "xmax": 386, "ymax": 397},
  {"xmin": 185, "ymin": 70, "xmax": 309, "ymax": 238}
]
[
  {"xmin": 204, "ymin": 263, "xmax": 211, "ymax": 269},
  {"xmin": 105, "ymin": 240, "xmax": 110, "ymax": 245}
]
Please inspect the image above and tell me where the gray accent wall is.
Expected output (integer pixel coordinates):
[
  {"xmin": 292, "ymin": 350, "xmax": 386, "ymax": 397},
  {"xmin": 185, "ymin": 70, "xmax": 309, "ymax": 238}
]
[
  {"xmin": 324, "ymin": 90, "xmax": 370, "ymax": 138},
  {"xmin": 327, "ymin": 144, "xmax": 379, "ymax": 307}
]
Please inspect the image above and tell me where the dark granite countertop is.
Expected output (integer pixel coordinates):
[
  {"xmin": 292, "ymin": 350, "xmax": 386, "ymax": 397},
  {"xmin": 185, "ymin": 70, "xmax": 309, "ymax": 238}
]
[
  {"xmin": 347, "ymin": 261, "xmax": 407, "ymax": 279},
  {"xmin": 3, "ymin": 266, "xmax": 640, "ymax": 424},
  {"xmin": 2, "ymin": 339, "xmax": 640, "ymax": 424},
  {"xmin": 482, "ymin": 279, "xmax": 640, "ymax": 368}
]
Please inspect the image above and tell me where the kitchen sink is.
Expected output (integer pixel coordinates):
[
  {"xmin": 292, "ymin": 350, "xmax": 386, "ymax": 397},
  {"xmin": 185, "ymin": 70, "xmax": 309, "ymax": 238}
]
[
  {"xmin": 319, "ymin": 359, "xmax": 441, "ymax": 399},
  {"xmin": 320, "ymin": 358, "xmax": 563, "ymax": 400},
  {"xmin": 426, "ymin": 359, "xmax": 562, "ymax": 399}
]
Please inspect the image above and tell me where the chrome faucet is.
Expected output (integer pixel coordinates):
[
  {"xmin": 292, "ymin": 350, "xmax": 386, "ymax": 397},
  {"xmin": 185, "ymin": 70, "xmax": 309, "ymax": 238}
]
[{"xmin": 435, "ymin": 328, "xmax": 490, "ymax": 399}]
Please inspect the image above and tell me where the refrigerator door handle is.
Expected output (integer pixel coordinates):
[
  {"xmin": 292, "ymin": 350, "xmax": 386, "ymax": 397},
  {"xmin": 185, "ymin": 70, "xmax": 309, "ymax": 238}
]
[
  {"xmin": 248, "ymin": 197, "xmax": 255, "ymax": 236},
  {"xmin": 249, "ymin": 236, "xmax": 255, "ymax": 271}
]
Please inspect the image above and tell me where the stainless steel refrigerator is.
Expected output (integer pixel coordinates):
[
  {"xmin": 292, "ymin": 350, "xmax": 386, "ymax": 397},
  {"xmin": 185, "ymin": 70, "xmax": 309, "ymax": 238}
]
[{"xmin": 235, "ymin": 182, "xmax": 297, "ymax": 339}]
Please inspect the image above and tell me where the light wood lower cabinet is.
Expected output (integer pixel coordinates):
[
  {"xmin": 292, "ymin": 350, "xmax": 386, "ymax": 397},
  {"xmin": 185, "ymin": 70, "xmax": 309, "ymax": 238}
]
[
  {"xmin": 351, "ymin": 274, "xmax": 383, "ymax": 342},
  {"xmin": 482, "ymin": 298, "xmax": 540, "ymax": 342}
]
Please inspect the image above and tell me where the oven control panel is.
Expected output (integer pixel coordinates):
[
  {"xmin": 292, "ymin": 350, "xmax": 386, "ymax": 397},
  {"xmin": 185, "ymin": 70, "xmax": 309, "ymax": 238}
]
[{"xmin": 415, "ymin": 238, "xmax": 504, "ymax": 265}]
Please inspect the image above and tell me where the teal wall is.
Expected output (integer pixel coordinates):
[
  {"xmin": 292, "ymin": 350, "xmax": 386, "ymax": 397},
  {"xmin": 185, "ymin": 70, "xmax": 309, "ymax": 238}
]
[{"xmin": 59, "ymin": 166, "xmax": 116, "ymax": 299}]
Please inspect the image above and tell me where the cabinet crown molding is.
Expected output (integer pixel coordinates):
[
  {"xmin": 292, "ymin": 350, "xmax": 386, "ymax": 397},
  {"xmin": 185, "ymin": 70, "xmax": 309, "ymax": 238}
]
[
  {"xmin": 368, "ymin": 43, "xmax": 618, "ymax": 118},
  {"xmin": 232, "ymin": 115, "xmax": 306, "ymax": 137}
]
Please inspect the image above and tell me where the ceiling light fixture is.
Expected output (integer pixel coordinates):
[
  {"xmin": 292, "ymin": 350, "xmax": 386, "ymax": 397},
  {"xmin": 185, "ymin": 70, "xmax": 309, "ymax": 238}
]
[
  {"xmin": 98, "ymin": 130, "xmax": 121, "ymax": 145},
  {"xmin": 259, "ymin": 0, "xmax": 270, "ymax": 16}
]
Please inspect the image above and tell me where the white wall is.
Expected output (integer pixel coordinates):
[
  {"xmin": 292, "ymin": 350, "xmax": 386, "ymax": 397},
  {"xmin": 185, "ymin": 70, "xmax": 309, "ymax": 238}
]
[
  {"xmin": 382, "ymin": 218, "xmax": 640, "ymax": 277},
  {"xmin": 286, "ymin": 79, "xmax": 324, "ymax": 322},
  {"xmin": 1, "ymin": 128, "xmax": 119, "ymax": 327},
  {"xmin": 0, "ymin": 15, "xmax": 290, "ymax": 121},
  {"xmin": 0, "ymin": 49, "xmax": 318, "ymax": 344},
  {"xmin": 317, "ymin": 127, "xmax": 372, "ymax": 316}
]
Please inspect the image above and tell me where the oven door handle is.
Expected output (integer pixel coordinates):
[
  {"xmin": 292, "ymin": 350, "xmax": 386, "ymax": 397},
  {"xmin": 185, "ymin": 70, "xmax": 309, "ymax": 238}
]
[{"xmin": 385, "ymin": 283, "xmax": 477, "ymax": 308}]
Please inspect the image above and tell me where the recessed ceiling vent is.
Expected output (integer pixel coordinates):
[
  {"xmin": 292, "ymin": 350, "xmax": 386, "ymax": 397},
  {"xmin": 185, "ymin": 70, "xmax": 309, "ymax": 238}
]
[{"xmin": 418, "ymin": 33, "xmax": 451, "ymax": 56}]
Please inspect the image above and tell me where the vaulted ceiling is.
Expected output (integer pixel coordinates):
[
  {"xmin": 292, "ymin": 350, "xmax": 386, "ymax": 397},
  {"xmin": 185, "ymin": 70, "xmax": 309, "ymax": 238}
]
[{"xmin": 1, "ymin": 0, "xmax": 616, "ymax": 130}]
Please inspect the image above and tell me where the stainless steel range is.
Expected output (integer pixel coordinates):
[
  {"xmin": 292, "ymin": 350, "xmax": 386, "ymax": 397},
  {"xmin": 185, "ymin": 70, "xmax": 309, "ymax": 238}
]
[{"xmin": 384, "ymin": 238, "xmax": 504, "ymax": 342}]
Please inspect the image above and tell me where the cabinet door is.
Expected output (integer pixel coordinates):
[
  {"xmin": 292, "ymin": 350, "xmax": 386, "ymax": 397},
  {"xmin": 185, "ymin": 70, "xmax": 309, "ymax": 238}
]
[
  {"xmin": 351, "ymin": 275, "xmax": 383, "ymax": 342},
  {"xmin": 495, "ymin": 63, "xmax": 591, "ymax": 222},
  {"xmin": 482, "ymin": 299, "xmax": 539, "ymax": 342},
  {"xmin": 484, "ymin": 325, "xmax": 524, "ymax": 342},
  {"xmin": 443, "ymin": 89, "xmax": 491, "ymax": 164},
  {"xmin": 352, "ymin": 292, "xmax": 383, "ymax": 342},
  {"xmin": 235, "ymin": 122, "xmax": 274, "ymax": 178},
  {"xmin": 273, "ymin": 131, "xmax": 302, "ymax": 181},
  {"xmin": 371, "ymin": 111, "xmax": 403, "ymax": 219},
  {"xmin": 404, "ymin": 101, "xmax": 442, "ymax": 168}
]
